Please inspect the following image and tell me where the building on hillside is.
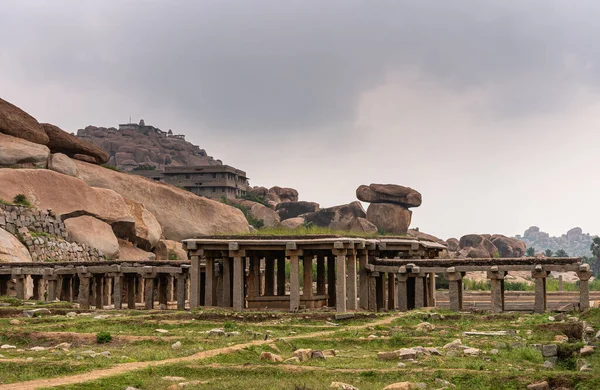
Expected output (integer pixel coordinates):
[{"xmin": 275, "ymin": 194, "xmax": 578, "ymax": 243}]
[
  {"xmin": 118, "ymin": 119, "xmax": 187, "ymax": 140},
  {"xmin": 135, "ymin": 165, "xmax": 249, "ymax": 199}
]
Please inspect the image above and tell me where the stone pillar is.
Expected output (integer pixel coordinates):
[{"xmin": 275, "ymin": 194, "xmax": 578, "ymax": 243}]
[
  {"xmin": 78, "ymin": 273, "xmax": 91, "ymax": 309},
  {"xmin": 231, "ymin": 246, "xmax": 246, "ymax": 311},
  {"xmin": 127, "ymin": 275, "xmax": 136, "ymax": 309},
  {"xmin": 303, "ymin": 255, "xmax": 313, "ymax": 299},
  {"xmin": 532, "ymin": 268, "xmax": 548, "ymax": 314},
  {"xmin": 428, "ymin": 272, "xmax": 436, "ymax": 307},
  {"xmin": 113, "ymin": 274, "xmax": 123, "ymax": 309},
  {"xmin": 31, "ymin": 275, "xmax": 44, "ymax": 300},
  {"xmin": 44, "ymin": 269, "xmax": 58, "ymax": 302},
  {"xmin": 346, "ymin": 250, "xmax": 357, "ymax": 310},
  {"xmin": 414, "ymin": 275, "xmax": 425, "ymax": 309},
  {"xmin": 205, "ymin": 257, "xmax": 215, "ymax": 306},
  {"xmin": 445, "ymin": 269, "xmax": 463, "ymax": 312},
  {"xmin": 264, "ymin": 257, "xmax": 275, "ymax": 296},
  {"xmin": 368, "ymin": 274, "xmax": 378, "ymax": 311},
  {"xmin": 487, "ymin": 269, "xmax": 506, "ymax": 313},
  {"xmin": 176, "ymin": 274, "xmax": 186, "ymax": 310},
  {"xmin": 288, "ymin": 249, "xmax": 301, "ymax": 311},
  {"xmin": 577, "ymin": 264, "xmax": 594, "ymax": 311},
  {"xmin": 247, "ymin": 255, "xmax": 260, "ymax": 299},
  {"xmin": 327, "ymin": 256, "xmax": 336, "ymax": 307},
  {"xmin": 137, "ymin": 276, "xmax": 144, "ymax": 304},
  {"xmin": 376, "ymin": 272, "xmax": 386, "ymax": 310},
  {"xmin": 93, "ymin": 275, "xmax": 104, "ymax": 309},
  {"xmin": 103, "ymin": 276, "xmax": 112, "ymax": 307},
  {"xmin": 334, "ymin": 248, "xmax": 347, "ymax": 313},
  {"xmin": 277, "ymin": 257, "xmax": 286, "ymax": 296},
  {"xmin": 397, "ymin": 274, "xmax": 408, "ymax": 311},
  {"xmin": 166, "ymin": 275, "xmax": 174, "ymax": 303},
  {"xmin": 158, "ymin": 274, "xmax": 169, "ymax": 310},
  {"xmin": 558, "ymin": 274, "xmax": 563, "ymax": 292},
  {"xmin": 143, "ymin": 274, "xmax": 155, "ymax": 310},
  {"xmin": 357, "ymin": 249, "xmax": 369, "ymax": 310},
  {"xmin": 222, "ymin": 257, "xmax": 232, "ymax": 307},
  {"xmin": 316, "ymin": 254, "xmax": 326, "ymax": 296},
  {"xmin": 190, "ymin": 255, "xmax": 202, "ymax": 309},
  {"xmin": 387, "ymin": 273, "xmax": 396, "ymax": 310}
]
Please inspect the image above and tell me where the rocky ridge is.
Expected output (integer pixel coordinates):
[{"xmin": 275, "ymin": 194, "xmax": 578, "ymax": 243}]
[{"xmin": 516, "ymin": 226, "xmax": 596, "ymax": 257}]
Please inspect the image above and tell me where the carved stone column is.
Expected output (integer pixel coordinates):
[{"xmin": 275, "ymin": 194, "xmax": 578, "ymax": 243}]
[
  {"xmin": 487, "ymin": 267, "xmax": 506, "ymax": 313},
  {"xmin": 577, "ymin": 264, "xmax": 594, "ymax": 311},
  {"xmin": 445, "ymin": 268, "xmax": 464, "ymax": 312},
  {"xmin": 287, "ymin": 244, "xmax": 302, "ymax": 311},
  {"xmin": 531, "ymin": 266, "xmax": 549, "ymax": 314}
]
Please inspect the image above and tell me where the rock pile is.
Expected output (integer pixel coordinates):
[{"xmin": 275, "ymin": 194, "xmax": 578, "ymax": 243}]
[
  {"xmin": 356, "ymin": 183, "xmax": 422, "ymax": 235},
  {"xmin": 517, "ymin": 226, "xmax": 596, "ymax": 257},
  {"xmin": 446, "ymin": 234, "xmax": 526, "ymax": 258}
]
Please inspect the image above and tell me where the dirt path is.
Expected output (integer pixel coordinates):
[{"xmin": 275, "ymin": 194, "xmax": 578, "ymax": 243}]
[{"xmin": 0, "ymin": 315, "xmax": 397, "ymax": 390}]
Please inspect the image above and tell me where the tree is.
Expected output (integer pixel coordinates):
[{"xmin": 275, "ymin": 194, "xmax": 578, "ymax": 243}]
[
  {"xmin": 543, "ymin": 249, "xmax": 554, "ymax": 257},
  {"xmin": 554, "ymin": 249, "xmax": 568, "ymax": 257},
  {"xmin": 526, "ymin": 247, "xmax": 536, "ymax": 257}
]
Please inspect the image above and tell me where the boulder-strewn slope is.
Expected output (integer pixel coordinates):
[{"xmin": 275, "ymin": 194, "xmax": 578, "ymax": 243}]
[{"xmin": 516, "ymin": 226, "xmax": 596, "ymax": 257}]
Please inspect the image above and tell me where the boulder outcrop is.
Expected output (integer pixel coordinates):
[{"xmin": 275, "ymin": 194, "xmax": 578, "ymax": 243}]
[
  {"xmin": 42, "ymin": 123, "xmax": 109, "ymax": 164},
  {"xmin": 264, "ymin": 186, "xmax": 299, "ymax": 207},
  {"xmin": 366, "ymin": 203, "xmax": 412, "ymax": 235},
  {"xmin": 0, "ymin": 133, "xmax": 50, "ymax": 168},
  {"xmin": 407, "ymin": 229, "xmax": 446, "ymax": 245},
  {"xmin": 48, "ymin": 153, "xmax": 78, "ymax": 177},
  {"xmin": 280, "ymin": 217, "xmax": 305, "ymax": 229},
  {"xmin": 490, "ymin": 235, "xmax": 526, "ymax": 258},
  {"xmin": 276, "ymin": 201, "xmax": 320, "ymax": 221},
  {"xmin": 227, "ymin": 198, "xmax": 280, "ymax": 228},
  {"xmin": 458, "ymin": 234, "xmax": 499, "ymax": 258},
  {"xmin": 305, "ymin": 201, "xmax": 377, "ymax": 233},
  {"xmin": 446, "ymin": 238, "xmax": 460, "ymax": 252},
  {"xmin": 120, "ymin": 199, "xmax": 162, "ymax": 250},
  {"xmin": 64, "ymin": 216, "xmax": 120, "ymax": 259},
  {"xmin": 0, "ymin": 97, "xmax": 49, "ymax": 145},
  {"xmin": 74, "ymin": 160, "xmax": 249, "ymax": 241},
  {"xmin": 118, "ymin": 239, "xmax": 156, "ymax": 261},
  {"xmin": 153, "ymin": 239, "xmax": 188, "ymax": 260},
  {"xmin": 0, "ymin": 228, "xmax": 32, "ymax": 263},
  {"xmin": 356, "ymin": 184, "xmax": 422, "ymax": 208},
  {"xmin": 0, "ymin": 169, "xmax": 133, "ymax": 226}
]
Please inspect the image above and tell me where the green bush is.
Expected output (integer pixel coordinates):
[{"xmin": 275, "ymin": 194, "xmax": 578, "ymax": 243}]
[
  {"xmin": 96, "ymin": 331, "xmax": 112, "ymax": 344},
  {"xmin": 13, "ymin": 194, "xmax": 32, "ymax": 208},
  {"xmin": 101, "ymin": 164, "xmax": 120, "ymax": 172}
]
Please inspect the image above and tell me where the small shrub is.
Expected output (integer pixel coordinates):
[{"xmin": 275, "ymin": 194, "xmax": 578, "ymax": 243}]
[
  {"xmin": 96, "ymin": 331, "xmax": 112, "ymax": 344},
  {"xmin": 101, "ymin": 164, "xmax": 120, "ymax": 172},
  {"xmin": 168, "ymin": 251, "xmax": 179, "ymax": 260},
  {"xmin": 13, "ymin": 194, "xmax": 32, "ymax": 208},
  {"xmin": 223, "ymin": 321, "xmax": 236, "ymax": 331}
]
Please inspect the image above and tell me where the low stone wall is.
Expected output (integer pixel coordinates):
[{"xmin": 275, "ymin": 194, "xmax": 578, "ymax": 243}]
[
  {"xmin": 0, "ymin": 203, "xmax": 103, "ymax": 262},
  {"xmin": 0, "ymin": 203, "xmax": 68, "ymax": 239}
]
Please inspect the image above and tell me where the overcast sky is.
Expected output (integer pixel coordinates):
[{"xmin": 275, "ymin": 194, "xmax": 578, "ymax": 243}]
[{"xmin": 2, "ymin": 0, "xmax": 599, "ymax": 240}]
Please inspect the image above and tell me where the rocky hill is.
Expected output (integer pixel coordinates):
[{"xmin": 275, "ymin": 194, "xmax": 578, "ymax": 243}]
[
  {"xmin": 0, "ymin": 97, "xmax": 249, "ymax": 263},
  {"xmin": 515, "ymin": 226, "xmax": 597, "ymax": 257},
  {"xmin": 76, "ymin": 121, "xmax": 220, "ymax": 171}
]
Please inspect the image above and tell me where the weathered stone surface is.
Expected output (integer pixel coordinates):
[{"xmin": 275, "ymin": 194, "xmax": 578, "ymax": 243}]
[
  {"xmin": 527, "ymin": 381, "xmax": 550, "ymax": 390},
  {"xmin": 42, "ymin": 123, "xmax": 109, "ymax": 164},
  {"xmin": 118, "ymin": 239, "xmax": 156, "ymax": 261},
  {"xmin": 382, "ymin": 382, "xmax": 418, "ymax": 390},
  {"xmin": 491, "ymin": 235, "xmax": 526, "ymax": 257},
  {"xmin": 74, "ymin": 160, "xmax": 249, "ymax": 240},
  {"xmin": 65, "ymin": 216, "xmax": 120, "ymax": 259},
  {"xmin": 580, "ymin": 345, "xmax": 594, "ymax": 356},
  {"xmin": 356, "ymin": 184, "xmax": 422, "ymax": 208},
  {"xmin": 276, "ymin": 201, "xmax": 320, "ymax": 221},
  {"xmin": 280, "ymin": 217, "xmax": 305, "ymax": 229},
  {"xmin": 366, "ymin": 203, "xmax": 412, "ymax": 235},
  {"xmin": 329, "ymin": 382, "xmax": 358, "ymax": 390},
  {"xmin": 292, "ymin": 348, "xmax": 313, "ymax": 362},
  {"xmin": 264, "ymin": 186, "xmax": 299, "ymax": 207},
  {"xmin": 542, "ymin": 344, "xmax": 558, "ymax": 357},
  {"xmin": 377, "ymin": 351, "xmax": 400, "ymax": 361},
  {"xmin": 0, "ymin": 133, "xmax": 50, "ymax": 167},
  {"xmin": 0, "ymin": 97, "xmax": 49, "ymax": 145},
  {"xmin": 259, "ymin": 351, "xmax": 282, "ymax": 362},
  {"xmin": 349, "ymin": 217, "xmax": 378, "ymax": 234},
  {"xmin": 154, "ymin": 239, "xmax": 188, "ymax": 260},
  {"xmin": 122, "ymin": 198, "xmax": 162, "ymax": 250},
  {"xmin": 72, "ymin": 154, "xmax": 98, "ymax": 164},
  {"xmin": 305, "ymin": 201, "xmax": 372, "ymax": 233},
  {"xmin": 0, "ymin": 228, "xmax": 32, "ymax": 263},
  {"xmin": 446, "ymin": 238, "xmax": 460, "ymax": 251},
  {"xmin": 408, "ymin": 229, "xmax": 446, "ymax": 245},
  {"xmin": 0, "ymin": 169, "xmax": 133, "ymax": 225},
  {"xmin": 48, "ymin": 153, "xmax": 78, "ymax": 177},
  {"xmin": 459, "ymin": 234, "xmax": 499, "ymax": 258}
]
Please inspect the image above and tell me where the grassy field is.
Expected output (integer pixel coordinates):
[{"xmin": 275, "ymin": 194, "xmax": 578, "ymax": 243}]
[{"xmin": 0, "ymin": 297, "xmax": 599, "ymax": 389}]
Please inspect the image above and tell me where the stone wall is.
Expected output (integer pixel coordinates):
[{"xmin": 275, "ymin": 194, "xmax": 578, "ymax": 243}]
[{"xmin": 0, "ymin": 203, "xmax": 103, "ymax": 262}]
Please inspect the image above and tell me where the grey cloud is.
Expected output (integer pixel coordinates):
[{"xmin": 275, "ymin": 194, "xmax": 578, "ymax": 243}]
[{"xmin": 4, "ymin": 0, "xmax": 600, "ymax": 132}]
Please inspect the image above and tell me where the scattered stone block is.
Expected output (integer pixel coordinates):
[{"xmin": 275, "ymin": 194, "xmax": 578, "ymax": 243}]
[
  {"xmin": 542, "ymin": 344, "xmax": 558, "ymax": 357},
  {"xmin": 260, "ymin": 351, "xmax": 282, "ymax": 363},
  {"xmin": 377, "ymin": 351, "xmax": 399, "ymax": 361},
  {"xmin": 443, "ymin": 339, "xmax": 463, "ymax": 350},
  {"xmin": 553, "ymin": 335, "xmax": 568, "ymax": 343},
  {"xmin": 9, "ymin": 319, "xmax": 20, "ymax": 325},
  {"xmin": 554, "ymin": 313, "xmax": 564, "ymax": 321},
  {"xmin": 284, "ymin": 357, "xmax": 300, "ymax": 363},
  {"xmin": 435, "ymin": 378, "xmax": 456, "ymax": 388},
  {"xmin": 416, "ymin": 322, "xmax": 435, "ymax": 332},
  {"xmin": 162, "ymin": 376, "xmax": 187, "ymax": 382},
  {"xmin": 23, "ymin": 308, "xmax": 51, "ymax": 318},
  {"xmin": 292, "ymin": 348, "xmax": 313, "ymax": 362},
  {"xmin": 382, "ymin": 382, "xmax": 418, "ymax": 390},
  {"xmin": 30, "ymin": 347, "xmax": 46, "ymax": 351},
  {"xmin": 334, "ymin": 313, "xmax": 355, "ymax": 320},
  {"xmin": 312, "ymin": 350, "xmax": 326, "ymax": 360},
  {"xmin": 527, "ymin": 381, "xmax": 550, "ymax": 390},
  {"xmin": 329, "ymin": 382, "xmax": 358, "ymax": 390},
  {"xmin": 542, "ymin": 360, "xmax": 554, "ymax": 369},
  {"xmin": 0, "ymin": 345, "xmax": 16, "ymax": 349},
  {"xmin": 580, "ymin": 346, "xmax": 595, "ymax": 356},
  {"xmin": 171, "ymin": 341, "xmax": 181, "ymax": 350},
  {"xmin": 155, "ymin": 329, "xmax": 170, "ymax": 334},
  {"xmin": 463, "ymin": 348, "xmax": 480, "ymax": 356}
]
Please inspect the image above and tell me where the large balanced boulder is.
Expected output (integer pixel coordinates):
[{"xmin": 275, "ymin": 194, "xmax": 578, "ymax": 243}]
[
  {"xmin": 357, "ymin": 184, "xmax": 422, "ymax": 208},
  {"xmin": 305, "ymin": 201, "xmax": 377, "ymax": 233},
  {"xmin": 276, "ymin": 201, "xmax": 319, "ymax": 221},
  {"xmin": 490, "ymin": 235, "xmax": 526, "ymax": 258},
  {"xmin": 42, "ymin": 123, "xmax": 109, "ymax": 164},
  {"xmin": 0, "ymin": 133, "xmax": 50, "ymax": 167},
  {"xmin": 0, "ymin": 97, "xmax": 49, "ymax": 145},
  {"xmin": 366, "ymin": 203, "xmax": 412, "ymax": 235},
  {"xmin": 74, "ymin": 160, "xmax": 249, "ymax": 240},
  {"xmin": 64, "ymin": 216, "xmax": 120, "ymax": 259},
  {"xmin": 0, "ymin": 169, "xmax": 133, "ymax": 225},
  {"xmin": 0, "ymin": 228, "xmax": 33, "ymax": 263},
  {"xmin": 48, "ymin": 153, "xmax": 78, "ymax": 177}
]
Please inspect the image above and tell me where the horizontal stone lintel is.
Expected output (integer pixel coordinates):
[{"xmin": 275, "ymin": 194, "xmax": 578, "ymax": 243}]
[{"xmin": 371, "ymin": 264, "xmax": 581, "ymax": 274}]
